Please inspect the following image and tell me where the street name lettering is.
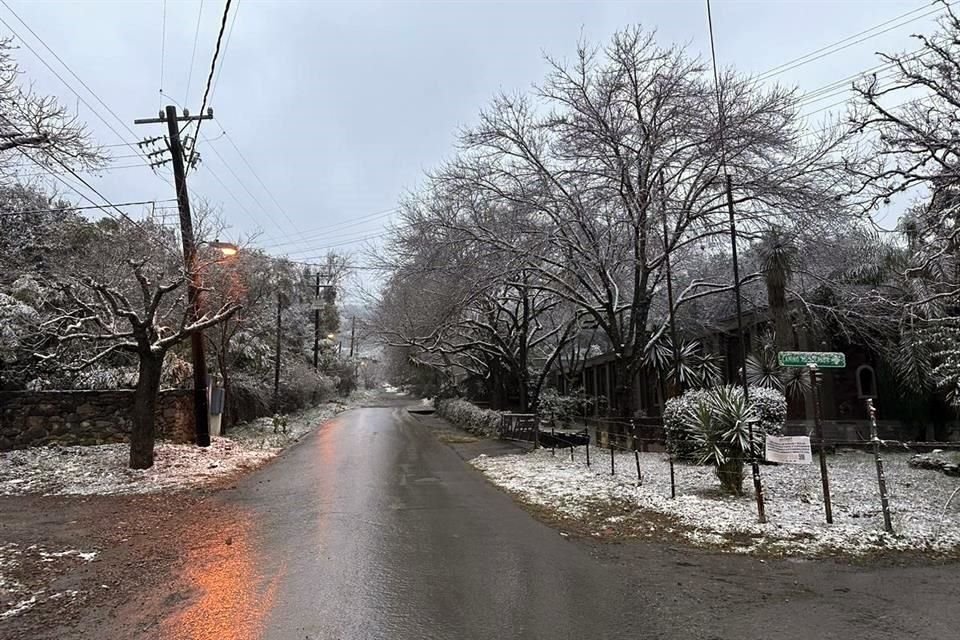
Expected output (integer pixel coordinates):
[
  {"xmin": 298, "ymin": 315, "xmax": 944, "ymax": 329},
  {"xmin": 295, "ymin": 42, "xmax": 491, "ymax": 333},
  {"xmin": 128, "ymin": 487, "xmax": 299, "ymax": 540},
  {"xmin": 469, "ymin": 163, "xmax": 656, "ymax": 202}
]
[{"xmin": 776, "ymin": 351, "xmax": 846, "ymax": 369}]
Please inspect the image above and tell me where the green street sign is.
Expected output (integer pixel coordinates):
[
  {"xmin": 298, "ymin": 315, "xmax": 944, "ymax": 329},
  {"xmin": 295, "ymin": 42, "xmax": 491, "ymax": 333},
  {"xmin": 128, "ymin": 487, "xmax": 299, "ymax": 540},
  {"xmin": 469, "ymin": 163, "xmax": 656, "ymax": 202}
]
[{"xmin": 777, "ymin": 351, "xmax": 846, "ymax": 369}]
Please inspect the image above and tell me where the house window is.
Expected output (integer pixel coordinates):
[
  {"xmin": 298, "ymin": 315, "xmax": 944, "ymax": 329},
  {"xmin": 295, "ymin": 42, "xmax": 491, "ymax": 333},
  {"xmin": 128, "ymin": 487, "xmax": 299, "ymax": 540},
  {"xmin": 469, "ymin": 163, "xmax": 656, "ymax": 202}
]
[{"xmin": 856, "ymin": 365, "xmax": 877, "ymax": 398}]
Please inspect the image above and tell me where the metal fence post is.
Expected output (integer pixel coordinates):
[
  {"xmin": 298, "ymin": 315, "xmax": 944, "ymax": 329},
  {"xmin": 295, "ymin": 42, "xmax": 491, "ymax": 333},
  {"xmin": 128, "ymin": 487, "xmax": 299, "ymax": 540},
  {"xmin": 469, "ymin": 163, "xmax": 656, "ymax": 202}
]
[
  {"xmin": 866, "ymin": 399, "xmax": 894, "ymax": 534},
  {"xmin": 810, "ymin": 363, "xmax": 833, "ymax": 524}
]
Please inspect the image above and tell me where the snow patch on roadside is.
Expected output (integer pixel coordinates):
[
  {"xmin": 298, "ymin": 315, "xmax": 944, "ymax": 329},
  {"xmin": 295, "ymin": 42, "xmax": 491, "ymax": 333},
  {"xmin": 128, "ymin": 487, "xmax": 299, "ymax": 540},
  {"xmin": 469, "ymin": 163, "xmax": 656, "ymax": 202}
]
[
  {"xmin": 0, "ymin": 543, "xmax": 95, "ymax": 621},
  {"xmin": 0, "ymin": 437, "xmax": 275, "ymax": 496},
  {"xmin": 0, "ymin": 595, "xmax": 37, "ymax": 620},
  {"xmin": 472, "ymin": 448, "xmax": 960, "ymax": 556},
  {"xmin": 0, "ymin": 399, "xmax": 357, "ymax": 497},
  {"xmin": 226, "ymin": 402, "xmax": 348, "ymax": 451}
]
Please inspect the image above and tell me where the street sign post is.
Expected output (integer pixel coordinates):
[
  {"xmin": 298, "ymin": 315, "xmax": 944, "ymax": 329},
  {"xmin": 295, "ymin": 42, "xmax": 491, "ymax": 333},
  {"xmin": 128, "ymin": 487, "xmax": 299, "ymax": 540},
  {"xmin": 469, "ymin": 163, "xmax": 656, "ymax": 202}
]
[
  {"xmin": 777, "ymin": 351, "xmax": 846, "ymax": 369},
  {"xmin": 778, "ymin": 350, "xmax": 846, "ymax": 524}
]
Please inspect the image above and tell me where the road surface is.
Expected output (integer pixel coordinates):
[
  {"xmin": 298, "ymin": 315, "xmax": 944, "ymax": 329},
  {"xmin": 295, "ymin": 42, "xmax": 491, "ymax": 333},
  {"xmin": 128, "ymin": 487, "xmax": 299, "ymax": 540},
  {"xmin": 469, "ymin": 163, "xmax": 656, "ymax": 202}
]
[{"xmin": 21, "ymin": 400, "xmax": 960, "ymax": 639}]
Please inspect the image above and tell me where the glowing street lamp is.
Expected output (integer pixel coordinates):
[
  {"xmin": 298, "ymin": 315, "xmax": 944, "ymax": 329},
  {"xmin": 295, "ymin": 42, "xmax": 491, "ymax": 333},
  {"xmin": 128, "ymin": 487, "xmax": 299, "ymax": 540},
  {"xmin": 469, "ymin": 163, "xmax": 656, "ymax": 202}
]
[{"xmin": 206, "ymin": 239, "xmax": 239, "ymax": 257}]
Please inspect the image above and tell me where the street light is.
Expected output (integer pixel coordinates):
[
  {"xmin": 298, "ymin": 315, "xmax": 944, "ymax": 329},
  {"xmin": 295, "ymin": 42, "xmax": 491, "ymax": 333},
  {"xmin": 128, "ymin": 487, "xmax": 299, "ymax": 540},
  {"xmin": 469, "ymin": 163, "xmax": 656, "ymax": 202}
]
[
  {"xmin": 203, "ymin": 239, "xmax": 239, "ymax": 257},
  {"xmin": 191, "ymin": 238, "xmax": 241, "ymax": 444}
]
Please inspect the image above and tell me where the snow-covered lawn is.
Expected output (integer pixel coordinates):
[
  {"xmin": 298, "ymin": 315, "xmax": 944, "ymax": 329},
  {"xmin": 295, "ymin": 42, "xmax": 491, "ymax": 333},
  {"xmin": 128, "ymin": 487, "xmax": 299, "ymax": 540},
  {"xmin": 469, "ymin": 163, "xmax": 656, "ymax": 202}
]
[
  {"xmin": 0, "ymin": 401, "xmax": 351, "ymax": 497},
  {"xmin": 0, "ymin": 542, "xmax": 95, "ymax": 620},
  {"xmin": 472, "ymin": 448, "xmax": 960, "ymax": 556}
]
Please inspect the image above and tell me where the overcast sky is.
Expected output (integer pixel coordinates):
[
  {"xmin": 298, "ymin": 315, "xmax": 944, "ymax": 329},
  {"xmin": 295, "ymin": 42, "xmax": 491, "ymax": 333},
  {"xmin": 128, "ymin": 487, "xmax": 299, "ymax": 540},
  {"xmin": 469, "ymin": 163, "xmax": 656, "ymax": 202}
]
[{"xmin": 2, "ymin": 0, "xmax": 944, "ymax": 273}]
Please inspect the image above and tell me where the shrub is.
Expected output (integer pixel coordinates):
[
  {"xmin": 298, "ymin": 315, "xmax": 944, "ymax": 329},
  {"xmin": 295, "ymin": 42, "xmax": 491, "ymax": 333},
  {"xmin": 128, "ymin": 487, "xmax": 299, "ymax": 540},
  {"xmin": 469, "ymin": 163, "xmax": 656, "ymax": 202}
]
[
  {"xmin": 436, "ymin": 398, "xmax": 502, "ymax": 437},
  {"xmin": 685, "ymin": 385, "xmax": 762, "ymax": 496},
  {"xmin": 537, "ymin": 388, "xmax": 592, "ymax": 427},
  {"xmin": 663, "ymin": 385, "xmax": 785, "ymax": 459}
]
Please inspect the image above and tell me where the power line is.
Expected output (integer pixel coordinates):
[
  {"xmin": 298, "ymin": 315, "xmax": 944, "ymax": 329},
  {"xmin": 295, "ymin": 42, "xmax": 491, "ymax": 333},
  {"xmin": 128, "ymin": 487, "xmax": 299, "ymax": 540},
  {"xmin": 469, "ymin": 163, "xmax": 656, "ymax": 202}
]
[
  {"xmin": 796, "ymin": 48, "xmax": 922, "ymax": 104},
  {"xmin": 159, "ymin": 0, "xmax": 167, "ymax": 103},
  {"xmin": 198, "ymin": 160, "xmax": 274, "ymax": 234},
  {"xmin": 793, "ymin": 47, "xmax": 931, "ymax": 116},
  {"xmin": 0, "ymin": 198, "xmax": 178, "ymax": 217},
  {"xmin": 184, "ymin": 0, "xmax": 205, "ymax": 106},
  {"xmin": 9, "ymin": 140, "xmax": 177, "ymax": 259},
  {"xmin": 216, "ymin": 123, "xmax": 305, "ymax": 235},
  {"xmin": 202, "ymin": 137, "xmax": 280, "ymax": 226},
  {"xmin": 0, "ymin": 2, "xmax": 169, "ymax": 182},
  {"xmin": 757, "ymin": 2, "xmax": 949, "ymax": 81},
  {"xmin": 210, "ymin": 0, "xmax": 240, "ymax": 98},
  {"xmin": 16, "ymin": 163, "xmax": 181, "ymax": 178},
  {"xmin": 0, "ymin": 104, "xmax": 178, "ymax": 260},
  {"xmin": 256, "ymin": 207, "xmax": 399, "ymax": 250},
  {"xmin": 272, "ymin": 227, "xmax": 394, "ymax": 255},
  {"xmin": 188, "ymin": 0, "xmax": 233, "ymax": 173},
  {"xmin": 281, "ymin": 231, "xmax": 392, "ymax": 260}
]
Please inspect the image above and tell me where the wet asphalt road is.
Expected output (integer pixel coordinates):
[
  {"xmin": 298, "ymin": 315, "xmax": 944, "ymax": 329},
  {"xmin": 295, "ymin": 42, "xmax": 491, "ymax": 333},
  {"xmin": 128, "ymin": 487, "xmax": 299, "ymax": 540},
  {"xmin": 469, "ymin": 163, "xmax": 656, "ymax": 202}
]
[
  {"xmin": 92, "ymin": 402, "xmax": 960, "ymax": 640},
  {"xmin": 154, "ymin": 404, "xmax": 654, "ymax": 639}
]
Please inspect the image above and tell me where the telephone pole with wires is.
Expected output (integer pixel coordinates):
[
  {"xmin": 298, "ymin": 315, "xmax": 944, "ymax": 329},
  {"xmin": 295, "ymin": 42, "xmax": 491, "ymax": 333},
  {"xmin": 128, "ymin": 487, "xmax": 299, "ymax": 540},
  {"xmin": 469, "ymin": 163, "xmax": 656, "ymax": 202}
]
[
  {"xmin": 134, "ymin": 105, "xmax": 214, "ymax": 447},
  {"xmin": 705, "ymin": 0, "xmax": 766, "ymax": 523}
]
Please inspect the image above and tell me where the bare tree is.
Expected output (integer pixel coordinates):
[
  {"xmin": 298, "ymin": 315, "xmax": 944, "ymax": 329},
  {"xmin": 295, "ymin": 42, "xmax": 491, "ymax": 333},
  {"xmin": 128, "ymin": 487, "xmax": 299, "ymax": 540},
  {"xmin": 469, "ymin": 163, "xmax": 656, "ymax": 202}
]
[
  {"xmin": 373, "ymin": 203, "xmax": 580, "ymax": 411},
  {"xmin": 411, "ymin": 27, "xmax": 858, "ymax": 414},
  {"xmin": 847, "ymin": 0, "xmax": 960, "ymax": 412},
  {"xmin": 36, "ymin": 220, "xmax": 240, "ymax": 468},
  {"xmin": 0, "ymin": 38, "xmax": 104, "ymax": 178}
]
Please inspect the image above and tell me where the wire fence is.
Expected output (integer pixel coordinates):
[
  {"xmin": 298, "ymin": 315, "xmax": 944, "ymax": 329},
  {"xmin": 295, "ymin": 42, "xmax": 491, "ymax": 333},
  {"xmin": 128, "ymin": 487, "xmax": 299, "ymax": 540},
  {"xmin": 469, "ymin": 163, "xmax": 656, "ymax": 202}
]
[{"xmin": 498, "ymin": 413, "xmax": 960, "ymax": 511}]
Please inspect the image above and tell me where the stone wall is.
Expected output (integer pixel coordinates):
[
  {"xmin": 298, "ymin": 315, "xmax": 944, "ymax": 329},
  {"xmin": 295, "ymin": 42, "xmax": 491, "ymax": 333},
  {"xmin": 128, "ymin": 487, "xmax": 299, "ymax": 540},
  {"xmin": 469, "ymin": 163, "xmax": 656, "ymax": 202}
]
[{"xmin": 0, "ymin": 389, "xmax": 194, "ymax": 450}]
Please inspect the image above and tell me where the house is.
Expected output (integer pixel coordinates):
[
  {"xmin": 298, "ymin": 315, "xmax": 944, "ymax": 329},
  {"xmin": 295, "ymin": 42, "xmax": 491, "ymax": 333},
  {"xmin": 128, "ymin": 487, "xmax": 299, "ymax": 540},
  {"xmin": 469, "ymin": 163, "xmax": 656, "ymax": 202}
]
[{"xmin": 552, "ymin": 302, "xmax": 960, "ymax": 443}]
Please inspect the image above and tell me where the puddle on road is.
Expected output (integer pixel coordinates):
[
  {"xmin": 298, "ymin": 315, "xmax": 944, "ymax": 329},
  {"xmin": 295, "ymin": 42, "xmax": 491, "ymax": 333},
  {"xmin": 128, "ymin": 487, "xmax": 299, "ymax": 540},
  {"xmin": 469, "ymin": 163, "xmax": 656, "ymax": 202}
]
[{"xmin": 158, "ymin": 511, "xmax": 285, "ymax": 640}]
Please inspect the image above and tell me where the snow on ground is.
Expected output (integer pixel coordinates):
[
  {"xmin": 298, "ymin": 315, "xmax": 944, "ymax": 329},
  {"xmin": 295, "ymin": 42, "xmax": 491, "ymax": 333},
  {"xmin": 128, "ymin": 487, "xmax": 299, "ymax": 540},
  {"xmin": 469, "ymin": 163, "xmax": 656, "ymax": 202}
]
[
  {"xmin": 0, "ymin": 400, "xmax": 354, "ymax": 497},
  {"xmin": 224, "ymin": 401, "xmax": 350, "ymax": 451},
  {"xmin": 0, "ymin": 437, "xmax": 275, "ymax": 496},
  {"xmin": 472, "ymin": 448, "xmax": 960, "ymax": 556},
  {"xmin": 0, "ymin": 542, "xmax": 94, "ymax": 620}
]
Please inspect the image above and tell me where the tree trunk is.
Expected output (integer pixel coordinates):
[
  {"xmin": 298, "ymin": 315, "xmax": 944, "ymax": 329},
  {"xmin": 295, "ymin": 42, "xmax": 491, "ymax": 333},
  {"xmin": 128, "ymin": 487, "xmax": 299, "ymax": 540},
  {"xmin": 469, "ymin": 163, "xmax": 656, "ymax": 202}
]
[
  {"xmin": 767, "ymin": 278, "xmax": 792, "ymax": 352},
  {"xmin": 129, "ymin": 351, "xmax": 164, "ymax": 470},
  {"xmin": 717, "ymin": 457, "xmax": 745, "ymax": 496},
  {"xmin": 613, "ymin": 357, "xmax": 634, "ymax": 417},
  {"xmin": 518, "ymin": 275, "xmax": 530, "ymax": 413},
  {"xmin": 222, "ymin": 369, "xmax": 233, "ymax": 432}
]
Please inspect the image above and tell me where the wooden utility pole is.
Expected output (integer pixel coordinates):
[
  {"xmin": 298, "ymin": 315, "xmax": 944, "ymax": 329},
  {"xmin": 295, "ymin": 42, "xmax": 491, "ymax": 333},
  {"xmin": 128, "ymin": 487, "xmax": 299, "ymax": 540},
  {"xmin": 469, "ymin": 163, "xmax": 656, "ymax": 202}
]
[
  {"xmin": 134, "ymin": 105, "xmax": 214, "ymax": 447},
  {"xmin": 349, "ymin": 316, "xmax": 356, "ymax": 358},
  {"xmin": 706, "ymin": 0, "xmax": 765, "ymax": 523},
  {"xmin": 313, "ymin": 271, "xmax": 321, "ymax": 370},
  {"xmin": 273, "ymin": 292, "xmax": 283, "ymax": 413},
  {"xmin": 659, "ymin": 170, "xmax": 679, "ymax": 500}
]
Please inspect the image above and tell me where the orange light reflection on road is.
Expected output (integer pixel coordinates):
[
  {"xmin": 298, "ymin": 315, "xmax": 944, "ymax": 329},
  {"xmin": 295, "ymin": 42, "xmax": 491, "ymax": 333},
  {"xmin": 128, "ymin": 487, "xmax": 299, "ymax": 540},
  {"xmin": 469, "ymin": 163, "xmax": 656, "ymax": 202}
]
[
  {"xmin": 314, "ymin": 417, "xmax": 342, "ymax": 544},
  {"xmin": 160, "ymin": 511, "xmax": 284, "ymax": 640}
]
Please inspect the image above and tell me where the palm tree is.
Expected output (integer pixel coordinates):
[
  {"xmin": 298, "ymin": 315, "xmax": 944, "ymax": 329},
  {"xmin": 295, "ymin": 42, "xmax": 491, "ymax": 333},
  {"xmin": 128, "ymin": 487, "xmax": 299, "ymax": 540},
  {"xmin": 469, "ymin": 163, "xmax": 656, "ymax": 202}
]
[{"xmin": 755, "ymin": 226, "xmax": 799, "ymax": 352}]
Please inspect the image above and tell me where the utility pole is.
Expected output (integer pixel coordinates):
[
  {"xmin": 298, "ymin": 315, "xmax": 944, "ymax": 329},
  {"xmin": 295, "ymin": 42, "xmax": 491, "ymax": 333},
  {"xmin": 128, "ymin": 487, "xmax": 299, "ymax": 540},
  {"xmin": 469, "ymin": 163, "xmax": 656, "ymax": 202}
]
[
  {"xmin": 659, "ymin": 170, "xmax": 679, "ymax": 500},
  {"xmin": 349, "ymin": 316, "xmax": 356, "ymax": 358},
  {"xmin": 706, "ymin": 0, "xmax": 765, "ymax": 522},
  {"xmin": 313, "ymin": 271, "xmax": 321, "ymax": 370},
  {"xmin": 134, "ymin": 105, "xmax": 214, "ymax": 447},
  {"xmin": 273, "ymin": 292, "xmax": 283, "ymax": 413}
]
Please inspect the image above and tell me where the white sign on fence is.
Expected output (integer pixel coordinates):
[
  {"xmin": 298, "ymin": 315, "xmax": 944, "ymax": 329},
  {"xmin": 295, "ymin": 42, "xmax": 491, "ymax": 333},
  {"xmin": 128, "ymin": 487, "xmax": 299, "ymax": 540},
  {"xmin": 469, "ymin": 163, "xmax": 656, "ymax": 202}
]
[{"xmin": 765, "ymin": 435, "xmax": 813, "ymax": 465}]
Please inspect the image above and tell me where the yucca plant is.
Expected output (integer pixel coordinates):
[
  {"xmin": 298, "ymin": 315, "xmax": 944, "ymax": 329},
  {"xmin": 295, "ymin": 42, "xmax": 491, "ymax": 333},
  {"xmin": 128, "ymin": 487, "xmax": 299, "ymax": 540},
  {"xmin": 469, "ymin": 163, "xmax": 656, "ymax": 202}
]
[
  {"xmin": 684, "ymin": 385, "xmax": 761, "ymax": 496},
  {"xmin": 643, "ymin": 335, "xmax": 724, "ymax": 390},
  {"xmin": 745, "ymin": 331, "xmax": 809, "ymax": 400}
]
